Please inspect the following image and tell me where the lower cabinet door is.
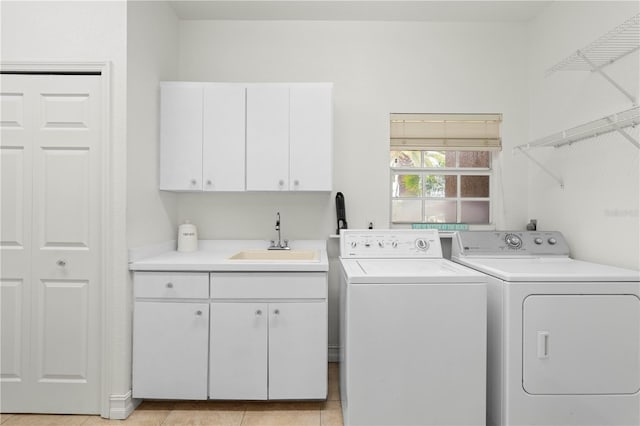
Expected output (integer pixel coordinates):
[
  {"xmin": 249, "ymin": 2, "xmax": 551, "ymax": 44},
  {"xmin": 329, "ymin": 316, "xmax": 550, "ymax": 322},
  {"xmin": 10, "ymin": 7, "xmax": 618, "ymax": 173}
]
[
  {"xmin": 132, "ymin": 301, "xmax": 209, "ymax": 399},
  {"xmin": 268, "ymin": 302, "xmax": 327, "ymax": 399},
  {"xmin": 210, "ymin": 302, "xmax": 268, "ymax": 399}
]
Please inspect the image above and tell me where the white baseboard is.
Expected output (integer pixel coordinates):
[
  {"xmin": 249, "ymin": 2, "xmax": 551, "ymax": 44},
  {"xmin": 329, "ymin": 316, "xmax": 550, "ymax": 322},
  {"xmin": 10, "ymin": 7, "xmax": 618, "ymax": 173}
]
[
  {"xmin": 328, "ymin": 344, "xmax": 340, "ymax": 363},
  {"xmin": 109, "ymin": 391, "xmax": 140, "ymax": 420}
]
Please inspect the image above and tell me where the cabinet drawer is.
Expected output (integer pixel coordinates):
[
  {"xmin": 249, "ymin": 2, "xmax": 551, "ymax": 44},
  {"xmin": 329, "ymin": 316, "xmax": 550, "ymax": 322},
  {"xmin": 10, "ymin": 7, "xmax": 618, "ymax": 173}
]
[
  {"xmin": 134, "ymin": 272, "xmax": 209, "ymax": 299},
  {"xmin": 211, "ymin": 272, "xmax": 327, "ymax": 299}
]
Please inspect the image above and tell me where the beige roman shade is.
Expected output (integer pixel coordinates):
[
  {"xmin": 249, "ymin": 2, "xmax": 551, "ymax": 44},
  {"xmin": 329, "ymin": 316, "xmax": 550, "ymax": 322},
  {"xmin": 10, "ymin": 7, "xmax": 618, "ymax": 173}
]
[{"xmin": 390, "ymin": 113, "xmax": 502, "ymax": 151}]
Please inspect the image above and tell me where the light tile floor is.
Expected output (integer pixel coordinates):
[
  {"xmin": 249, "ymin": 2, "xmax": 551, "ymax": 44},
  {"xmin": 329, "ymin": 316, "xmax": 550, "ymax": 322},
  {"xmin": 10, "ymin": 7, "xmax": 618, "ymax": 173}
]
[{"xmin": 0, "ymin": 363, "xmax": 342, "ymax": 426}]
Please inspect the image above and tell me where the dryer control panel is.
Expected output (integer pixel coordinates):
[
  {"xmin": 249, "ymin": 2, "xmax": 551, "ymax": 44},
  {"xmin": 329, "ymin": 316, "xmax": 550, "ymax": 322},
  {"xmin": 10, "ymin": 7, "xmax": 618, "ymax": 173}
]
[
  {"xmin": 453, "ymin": 231, "xmax": 570, "ymax": 257},
  {"xmin": 340, "ymin": 229, "xmax": 443, "ymax": 258}
]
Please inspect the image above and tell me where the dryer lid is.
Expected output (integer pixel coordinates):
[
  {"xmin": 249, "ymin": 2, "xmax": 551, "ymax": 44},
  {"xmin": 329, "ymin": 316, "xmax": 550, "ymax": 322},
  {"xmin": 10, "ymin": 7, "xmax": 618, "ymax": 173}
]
[{"xmin": 454, "ymin": 257, "xmax": 640, "ymax": 282}]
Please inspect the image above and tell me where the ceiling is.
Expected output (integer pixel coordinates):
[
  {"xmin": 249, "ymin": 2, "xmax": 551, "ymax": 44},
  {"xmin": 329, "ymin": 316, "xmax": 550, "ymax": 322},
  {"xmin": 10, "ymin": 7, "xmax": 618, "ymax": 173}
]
[{"xmin": 167, "ymin": 0, "xmax": 554, "ymax": 22}]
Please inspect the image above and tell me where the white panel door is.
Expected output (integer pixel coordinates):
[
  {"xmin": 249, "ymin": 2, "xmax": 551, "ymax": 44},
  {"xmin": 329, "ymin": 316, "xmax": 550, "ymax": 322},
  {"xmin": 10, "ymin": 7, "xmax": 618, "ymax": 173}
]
[
  {"xmin": 1, "ymin": 82, "xmax": 33, "ymax": 391},
  {"xmin": 246, "ymin": 85, "xmax": 289, "ymax": 191},
  {"xmin": 523, "ymin": 294, "xmax": 640, "ymax": 395},
  {"xmin": 268, "ymin": 302, "xmax": 327, "ymax": 399},
  {"xmin": 132, "ymin": 302, "xmax": 209, "ymax": 399},
  {"xmin": 0, "ymin": 73, "xmax": 103, "ymax": 414},
  {"xmin": 203, "ymin": 84, "xmax": 246, "ymax": 191},
  {"xmin": 289, "ymin": 84, "xmax": 333, "ymax": 191},
  {"xmin": 160, "ymin": 83, "xmax": 203, "ymax": 191},
  {"xmin": 209, "ymin": 302, "xmax": 268, "ymax": 399}
]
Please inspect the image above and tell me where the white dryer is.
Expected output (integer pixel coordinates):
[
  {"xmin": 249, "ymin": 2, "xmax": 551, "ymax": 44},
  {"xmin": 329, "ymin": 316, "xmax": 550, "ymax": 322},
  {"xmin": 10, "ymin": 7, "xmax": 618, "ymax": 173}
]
[
  {"xmin": 339, "ymin": 229, "xmax": 487, "ymax": 426},
  {"xmin": 452, "ymin": 231, "xmax": 640, "ymax": 426}
]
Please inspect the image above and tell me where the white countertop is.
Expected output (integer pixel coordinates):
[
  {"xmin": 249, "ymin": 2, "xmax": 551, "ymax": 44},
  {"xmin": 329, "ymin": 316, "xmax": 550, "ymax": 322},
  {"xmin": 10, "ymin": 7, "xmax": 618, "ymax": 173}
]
[{"xmin": 128, "ymin": 240, "xmax": 329, "ymax": 272}]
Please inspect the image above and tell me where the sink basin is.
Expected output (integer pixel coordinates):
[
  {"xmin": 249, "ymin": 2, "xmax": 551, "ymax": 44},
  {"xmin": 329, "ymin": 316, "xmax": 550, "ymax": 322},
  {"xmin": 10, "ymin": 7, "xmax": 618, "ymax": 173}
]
[{"xmin": 228, "ymin": 250, "xmax": 320, "ymax": 262}]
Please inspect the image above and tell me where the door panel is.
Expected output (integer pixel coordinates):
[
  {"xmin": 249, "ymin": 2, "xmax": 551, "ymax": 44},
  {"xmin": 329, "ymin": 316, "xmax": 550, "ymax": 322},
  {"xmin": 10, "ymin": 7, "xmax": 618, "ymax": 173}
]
[
  {"xmin": 203, "ymin": 84, "xmax": 246, "ymax": 191},
  {"xmin": 289, "ymin": 85, "xmax": 332, "ymax": 191},
  {"xmin": 36, "ymin": 280, "xmax": 89, "ymax": 382},
  {"xmin": 210, "ymin": 302, "xmax": 268, "ymax": 399},
  {"xmin": 246, "ymin": 85, "xmax": 289, "ymax": 191},
  {"xmin": 523, "ymin": 294, "xmax": 640, "ymax": 395},
  {"xmin": 39, "ymin": 148, "xmax": 90, "ymax": 248},
  {"xmin": 160, "ymin": 84, "xmax": 203, "ymax": 190},
  {"xmin": 133, "ymin": 302, "xmax": 209, "ymax": 399},
  {"xmin": 268, "ymin": 302, "xmax": 327, "ymax": 399},
  {"xmin": 1, "ymin": 148, "xmax": 26, "ymax": 247},
  {"xmin": 0, "ymin": 279, "xmax": 25, "ymax": 382},
  {"xmin": 0, "ymin": 73, "xmax": 102, "ymax": 414}
]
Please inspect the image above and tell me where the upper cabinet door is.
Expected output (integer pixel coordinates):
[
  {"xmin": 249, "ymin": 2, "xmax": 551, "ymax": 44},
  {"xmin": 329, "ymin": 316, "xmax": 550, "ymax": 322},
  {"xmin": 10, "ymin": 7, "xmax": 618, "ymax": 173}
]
[
  {"xmin": 246, "ymin": 85, "xmax": 290, "ymax": 191},
  {"xmin": 160, "ymin": 84, "xmax": 203, "ymax": 191},
  {"xmin": 203, "ymin": 84, "xmax": 246, "ymax": 192},
  {"xmin": 290, "ymin": 84, "xmax": 333, "ymax": 191}
]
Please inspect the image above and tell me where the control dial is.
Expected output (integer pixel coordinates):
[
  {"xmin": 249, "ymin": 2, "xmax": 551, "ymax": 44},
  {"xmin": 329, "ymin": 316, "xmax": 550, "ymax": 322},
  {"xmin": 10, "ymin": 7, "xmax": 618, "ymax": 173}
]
[
  {"xmin": 504, "ymin": 233, "xmax": 523, "ymax": 249},
  {"xmin": 415, "ymin": 238, "xmax": 430, "ymax": 251}
]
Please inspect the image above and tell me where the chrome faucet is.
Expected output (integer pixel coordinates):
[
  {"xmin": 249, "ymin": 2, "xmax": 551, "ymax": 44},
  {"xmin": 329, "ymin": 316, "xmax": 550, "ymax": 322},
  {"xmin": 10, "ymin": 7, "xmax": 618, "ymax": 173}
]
[{"xmin": 269, "ymin": 212, "xmax": 290, "ymax": 250}]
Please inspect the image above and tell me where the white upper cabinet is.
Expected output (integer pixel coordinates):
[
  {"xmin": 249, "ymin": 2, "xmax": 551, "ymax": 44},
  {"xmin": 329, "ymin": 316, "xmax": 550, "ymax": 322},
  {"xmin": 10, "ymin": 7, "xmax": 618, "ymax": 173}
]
[
  {"xmin": 160, "ymin": 83, "xmax": 246, "ymax": 191},
  {"xmin": 203, "ymin": 84, "xmax": 246, "ymax": 191},
  {"xmin": 246, "ymin": 85, "xmax": 290, "ymax": 191},
  {"xmin": 290, "ymin": 84, "xmax": 333, "ymax": 191},
  {"xmin": 160, "ymin": 83, "xmax": 203, "ymax": 191},
  {"xmin": 246, "ymin": 83, "xmax": 333, "ymax": 191},
  {"xmin": 160, "ymin": 82, "xmax": 332, "ymax": 192}
]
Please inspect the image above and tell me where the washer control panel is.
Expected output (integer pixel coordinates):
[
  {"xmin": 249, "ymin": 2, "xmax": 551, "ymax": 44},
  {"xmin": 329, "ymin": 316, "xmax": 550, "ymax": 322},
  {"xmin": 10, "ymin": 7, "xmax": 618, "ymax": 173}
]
[
  {"xmin": 340, "ymin": 229, "xmax": 443, "ymax": 258},
  {"xmin": 453, "ymin": 231, "xmax": 570, "ymax": 257}
]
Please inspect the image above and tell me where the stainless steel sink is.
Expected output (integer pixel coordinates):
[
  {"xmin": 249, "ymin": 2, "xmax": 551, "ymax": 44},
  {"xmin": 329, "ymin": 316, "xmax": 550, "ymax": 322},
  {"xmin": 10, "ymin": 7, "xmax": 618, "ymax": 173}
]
[{"xmin": 228, "ymin": 250, "xmax": 320, "ymax": 261}]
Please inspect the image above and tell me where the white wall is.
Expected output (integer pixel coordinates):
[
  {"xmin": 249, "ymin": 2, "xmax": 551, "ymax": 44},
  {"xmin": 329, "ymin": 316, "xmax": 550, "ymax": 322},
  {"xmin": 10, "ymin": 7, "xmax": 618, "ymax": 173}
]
[
  {"xmin": 126, "ymin": 0, "xmax": 179, "ymax": 412},
  {"xmin": 527, "ymin": 2, "xmax": 640, "ymax": 269},
  {"xmin": 177, "ymin": 19, "xmax": 531, "ymax": 349},
  {"xmin": 177, "ymin": 20, "xmax": 530, "ymax": 237},
  {"xmin": 127, "ymin": 2, "xmax": 179, "ymax": 247},
  {"xmin": 1, "ymin": 0, "xmax": 129, "ymax": 417}
]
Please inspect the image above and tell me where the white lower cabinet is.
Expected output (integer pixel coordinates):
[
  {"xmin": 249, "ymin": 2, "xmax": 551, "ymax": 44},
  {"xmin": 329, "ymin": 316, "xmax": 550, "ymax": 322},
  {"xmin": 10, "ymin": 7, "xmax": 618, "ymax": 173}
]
[
  {"xmin": 209, "ymin": 273, "xmax": 328, "ymax": 400},
  {"xmin": 132, "ymin": 271, "xmax": 211, "ymax": 399},
  {"xmin": 133, "ymin": 271, "xmax": 327, "ymax": 401}
]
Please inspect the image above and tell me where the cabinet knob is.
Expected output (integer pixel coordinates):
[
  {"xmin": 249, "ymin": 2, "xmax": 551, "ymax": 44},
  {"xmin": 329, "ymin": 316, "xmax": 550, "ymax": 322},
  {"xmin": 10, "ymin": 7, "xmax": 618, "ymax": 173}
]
[
  {"xmin": 278, "ymin": 180, "xmax": 285, "ymax": 187},
  {"xmin": 190, "ymin": 179, "xmax": 197, "ymax": 185},
  {"xmin": 206, "ymin": 179, "xmax": 212, "ymax": 186},
  {"xmin": 56, "ymin": 259, "xmax": 67, "ymax": 268},
  {"xmin": 293, "ymin": 180, "xmax": 299, "ymax": 186},
  {"xmin": 195, "ymin": 310, "xmax": 203, "ymax": 316},
  {"xmin": 273, "ymin": 309, "xmax": 280, "ymax": 315},
  {"xmin": 255, "ymin": 309, "xmax": 262, "ymax": 316},
  {"xmin": 166, "ymin": 282, "xmax": 173, "ymax": 288}
]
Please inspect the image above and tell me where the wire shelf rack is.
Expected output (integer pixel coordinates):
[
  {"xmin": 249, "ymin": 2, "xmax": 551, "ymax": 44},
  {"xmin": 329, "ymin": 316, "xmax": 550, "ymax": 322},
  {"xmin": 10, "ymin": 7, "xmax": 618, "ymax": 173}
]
[
  {"xmin": 519, "ymin": 106, "xmax": 640, "ymax": 150},
  {"xmin": 547, "ymin": 13, "xmax": 640, "ymax": 74}
]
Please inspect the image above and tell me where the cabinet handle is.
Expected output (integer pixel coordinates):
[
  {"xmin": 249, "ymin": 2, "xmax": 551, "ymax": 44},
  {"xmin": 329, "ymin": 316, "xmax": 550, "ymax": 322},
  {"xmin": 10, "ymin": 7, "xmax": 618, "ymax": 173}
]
[
  {"xmin": 255, "ymin": 309, "xmax": 262, "ymax": 316},
  {"xmin": 166, "ymin": 282, "xmax": 173, "ymax": 288},
  {"xmin": 195, "ymin": 310, "xmax": 203, "ymax": 316},
  {"xmin": 273, "ymin": 309, "xmax": 280, "ymax": 315}
]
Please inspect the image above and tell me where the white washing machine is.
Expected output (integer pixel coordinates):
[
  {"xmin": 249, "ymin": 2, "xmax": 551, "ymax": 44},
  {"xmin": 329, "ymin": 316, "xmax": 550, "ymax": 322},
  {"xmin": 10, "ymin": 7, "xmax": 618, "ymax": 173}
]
[
  {"xmin": 452, "ymin": 231, "xmax": 640, "ymax": 426},
  {"xmin": 339, "ymin": 229, "xmax": 487, "ymax": 426}
]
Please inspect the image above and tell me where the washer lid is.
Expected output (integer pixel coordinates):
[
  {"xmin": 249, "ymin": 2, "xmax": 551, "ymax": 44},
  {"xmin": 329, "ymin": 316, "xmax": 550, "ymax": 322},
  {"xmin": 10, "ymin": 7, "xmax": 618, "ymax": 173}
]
[
  {"xmin": 453, "ymin": 257, "xmax": 640, "ymax": 282},
  {"xmin": 341, "ymin": 258, "xmax": 486, "ymax": 284}
]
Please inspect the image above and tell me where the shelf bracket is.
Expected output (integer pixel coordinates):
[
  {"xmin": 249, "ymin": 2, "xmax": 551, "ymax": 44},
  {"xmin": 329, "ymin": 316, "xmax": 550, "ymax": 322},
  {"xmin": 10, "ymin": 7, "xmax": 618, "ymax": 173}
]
[
  {"xmin": 515, "ymin": 146, "xmax": 564, "ymax": 189},
  {"xmin": 577, "ymin": 50, "xmax": 637, "ymax": 105},
  {"xmin": 606, "ymin": 116, "xmax": 640, "ymax": 149}
]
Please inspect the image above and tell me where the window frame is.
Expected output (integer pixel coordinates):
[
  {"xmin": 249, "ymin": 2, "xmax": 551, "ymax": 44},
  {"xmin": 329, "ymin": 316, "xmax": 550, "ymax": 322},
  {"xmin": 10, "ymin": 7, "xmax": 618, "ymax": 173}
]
[{"xmin": 390, "ymin": 150, "xmax": 495, "ymax": 225}]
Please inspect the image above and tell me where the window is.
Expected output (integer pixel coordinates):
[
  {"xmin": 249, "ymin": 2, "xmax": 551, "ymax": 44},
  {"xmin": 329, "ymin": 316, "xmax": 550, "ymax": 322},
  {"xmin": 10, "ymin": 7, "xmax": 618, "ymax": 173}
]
[{"xmin": 390, "ymin": 113, "xmax": 502, "ymax": 224}]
